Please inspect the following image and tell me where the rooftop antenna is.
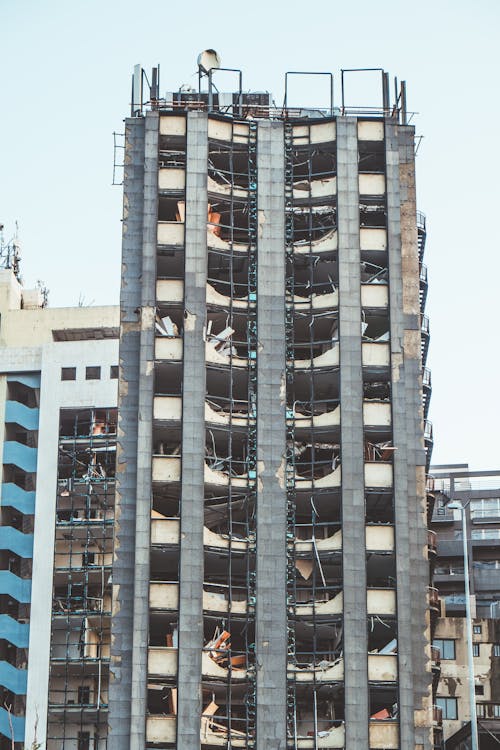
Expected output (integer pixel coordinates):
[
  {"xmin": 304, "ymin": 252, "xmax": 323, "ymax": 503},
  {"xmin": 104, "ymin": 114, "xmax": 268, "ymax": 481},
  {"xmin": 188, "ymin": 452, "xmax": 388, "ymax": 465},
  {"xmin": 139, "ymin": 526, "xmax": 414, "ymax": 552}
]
[{"xmin": 0, "ymin": 223, "xmax": 21, "ymax": 280}]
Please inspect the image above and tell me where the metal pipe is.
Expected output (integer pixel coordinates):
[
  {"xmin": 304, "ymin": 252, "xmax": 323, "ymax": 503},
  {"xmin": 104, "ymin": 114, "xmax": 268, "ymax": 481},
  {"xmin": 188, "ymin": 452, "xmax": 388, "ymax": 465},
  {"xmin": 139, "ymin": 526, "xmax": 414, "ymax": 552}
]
[
  {"xmin": 449, "ymin": 501, "xmax": 479, "ymax": 750},
  {"xmin": 400, "ymin": 82, "xmax": 407, "ymax": 125},
  {"xmin": 382, "ymin": 72, "xmax": 390, "ymax": 114},
  {"xmin": 208, "ymin": 69, "xmax": 213, "ymax": 112},
  {"xmin": 461, "ymin": 506, "xmax": 479, "ymax": 750}
]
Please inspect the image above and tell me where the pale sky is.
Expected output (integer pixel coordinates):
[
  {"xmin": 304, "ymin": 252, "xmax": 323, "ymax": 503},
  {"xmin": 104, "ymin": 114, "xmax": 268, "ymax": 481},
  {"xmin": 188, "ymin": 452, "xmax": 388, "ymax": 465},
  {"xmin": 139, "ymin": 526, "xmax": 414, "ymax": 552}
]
[{"xmin": 1, "ymin": 0, "xmax": 499, "ymax": 470}]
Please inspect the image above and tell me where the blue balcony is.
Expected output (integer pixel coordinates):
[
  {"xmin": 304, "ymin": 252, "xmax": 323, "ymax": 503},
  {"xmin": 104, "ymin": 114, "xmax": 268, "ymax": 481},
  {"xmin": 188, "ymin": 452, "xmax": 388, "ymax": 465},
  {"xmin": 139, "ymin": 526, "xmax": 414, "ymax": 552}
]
[
  {"xmin": 0, "ymin": 484, "xmax": 35, "ymax": 515},
  {"xmin": 2, "ymin": 441, "xmax": 37, "ymax": 474},
  {"xmin": 0, "ymin": 571, "xmax": 31, "ymax": 602},
  {"xmin": 5, "ymin": 401, "xmax": 39, "ymax": 431},
  {"xmin": 7, "ymin": 373, "xmax": 40, "ymax": 390},
  {"xmin": 0, "ymin": 661, "xmax": 27, "ymax": 694},
  {"xmin": 0, "ymin": 527, "xmax": 33, "ymax": 558},
  {"xmin": 0, "ymin": 707, "xmax": 24, "ymax": 742},
  {"xmin": 0, "ymin": 615, "xmax": 29, "ymax": 648}
]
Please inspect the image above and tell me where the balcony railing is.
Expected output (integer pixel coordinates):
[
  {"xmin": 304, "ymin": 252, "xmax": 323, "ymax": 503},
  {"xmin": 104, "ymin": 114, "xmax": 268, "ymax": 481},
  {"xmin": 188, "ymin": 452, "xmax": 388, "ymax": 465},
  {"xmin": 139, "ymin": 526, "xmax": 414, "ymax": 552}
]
[
  {"xmin": 428, "ymin": 587, "xmax": 440, "ymax": 615},
  {"xmin": 427, "ymin": 529, "xmax": 437, "ymax": 555},
  {"xmin": 431, "ymin": 646, "xmax": 441, "ymax": 665},
  {"xmin": 476, "ymin": 702, "xmax": 500, "ymax": 719}
]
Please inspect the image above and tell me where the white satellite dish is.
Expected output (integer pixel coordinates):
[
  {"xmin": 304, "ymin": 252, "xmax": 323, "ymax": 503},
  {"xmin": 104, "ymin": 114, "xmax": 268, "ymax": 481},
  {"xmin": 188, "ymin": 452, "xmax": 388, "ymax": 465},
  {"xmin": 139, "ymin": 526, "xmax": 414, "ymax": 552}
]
[{"xmin": 197, "ymin": 49, "xmax": 221, "ymax": 74}]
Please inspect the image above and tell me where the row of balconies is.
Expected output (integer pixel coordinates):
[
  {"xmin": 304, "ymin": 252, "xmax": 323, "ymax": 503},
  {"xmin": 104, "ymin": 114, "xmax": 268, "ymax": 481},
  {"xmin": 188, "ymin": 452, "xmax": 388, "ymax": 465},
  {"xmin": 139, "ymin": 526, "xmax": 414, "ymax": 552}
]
[
  {"xmin": 151, "ymin": 516, "xmax": 394, "ymax": 554},
  {"xmin": 154, "ymin": 396, "xmax": 390, "ymax": 429},
  {"xmin": 160, "ymin": 113, "xmax": 385, "ymax": 142},
  {"xmin": 151, "ymin": 454, "xmax": 393, "ymax": 491},
  {"xmin": 149, "ymin": 582, "xmax": 397, "ymax": 617},
  {"xmin": 147, "ymin": 646, "xmax": 396, "ymax": 684},
  {"xmin": 157, "ymin": 278, "xmax": 389, "ymax": 310},
  {"xmin": 159, "ymin": 168, "xmax": 386, "ymax": 198},
  {"xmin": 157, "ymin": 222, "xmax": 388, "ymax": 256},
  {"xmin": 155, "ymin": 337, "xmax": 390, "ymax": 371},
  {"xmin": 145, "ymin": 715, "xmax": 399, "ymax": 748}
]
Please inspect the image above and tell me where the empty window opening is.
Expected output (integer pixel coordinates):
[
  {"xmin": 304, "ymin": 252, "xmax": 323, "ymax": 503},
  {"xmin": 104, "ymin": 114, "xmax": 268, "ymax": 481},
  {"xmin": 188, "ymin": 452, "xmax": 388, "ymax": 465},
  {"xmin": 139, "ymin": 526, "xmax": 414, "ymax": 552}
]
[
  {"xmin": 369, "ymin": 686, "xmax": 398, "ymax": 719},
  {"xmin": 86, "ymin": 366, "xmax": 101, "ymax": 381},
  {"xmin": 61, "ymin": 367, "xmax": 76, "ymax": 381}
]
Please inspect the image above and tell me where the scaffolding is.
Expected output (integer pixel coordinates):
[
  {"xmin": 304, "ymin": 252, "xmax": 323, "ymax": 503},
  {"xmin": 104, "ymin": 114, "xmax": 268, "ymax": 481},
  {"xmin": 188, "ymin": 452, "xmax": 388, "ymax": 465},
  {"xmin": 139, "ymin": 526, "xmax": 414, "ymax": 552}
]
[{"xmin": 46, "ymin": 408, "xmax": 116, "ymax": 750}]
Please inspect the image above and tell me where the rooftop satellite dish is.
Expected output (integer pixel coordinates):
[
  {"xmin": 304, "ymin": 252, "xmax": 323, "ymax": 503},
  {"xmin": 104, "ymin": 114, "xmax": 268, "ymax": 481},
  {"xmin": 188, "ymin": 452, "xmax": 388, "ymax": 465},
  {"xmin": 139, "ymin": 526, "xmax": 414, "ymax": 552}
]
[{"xmin": 197, "ymin": 49, "xmax": 221, "ymax": 75}]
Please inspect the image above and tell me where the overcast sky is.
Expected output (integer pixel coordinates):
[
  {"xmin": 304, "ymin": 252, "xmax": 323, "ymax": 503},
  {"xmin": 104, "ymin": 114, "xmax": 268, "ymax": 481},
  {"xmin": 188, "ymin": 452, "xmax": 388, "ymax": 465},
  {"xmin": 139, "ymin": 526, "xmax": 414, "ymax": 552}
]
[{"xmin": 1, "ymin": 0, "xmax": 499, "ymax": 470}]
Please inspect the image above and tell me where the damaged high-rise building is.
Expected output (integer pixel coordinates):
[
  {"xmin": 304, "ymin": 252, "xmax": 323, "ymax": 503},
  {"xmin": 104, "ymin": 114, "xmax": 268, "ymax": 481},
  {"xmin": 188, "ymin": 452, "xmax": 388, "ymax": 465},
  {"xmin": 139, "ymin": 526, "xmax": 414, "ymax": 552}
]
[
  {"xmin": 0, "ymin": 55, "xmax": 439, "ymax": 750},
  {"xmin": 107, "ymin": 56, "xmax": 436, "ymax": 750}
]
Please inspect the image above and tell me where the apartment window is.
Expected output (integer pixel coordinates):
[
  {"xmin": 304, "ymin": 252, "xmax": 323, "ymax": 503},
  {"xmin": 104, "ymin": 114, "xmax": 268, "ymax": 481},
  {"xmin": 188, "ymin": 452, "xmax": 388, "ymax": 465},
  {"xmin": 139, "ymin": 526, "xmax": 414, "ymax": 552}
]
[
  {"xmin": 436, "ymin": 697, "xmax": 458, "ymax": 720},
  {"xmin": 473, "ymin": 625, "xmax": 482, "ymax": 634},
  {"xmin": 77, "ymin": 731, "xmax": 90, "ymax": 750},
  {"xmin": 475, "ymin": 685, "xmax": 484, "ymax": 695},
  {"xmin": 470, "ymin": 498, "xmax": 500, "ymax": 519},
  {"xmin": 78, "ymin": 686, "xmax": 90, "ymax": 704},
  {"xmin": 473, "ymin": 643, "xmax": 480, "ymax": 657},
  {"xmin": 433, "ymin": 638, "xmax": 456, "ymax": 660},
  {"xmin": 85, "ymin": 366, "xmax": 101, "ymax": 380},
  {"xmin": 493, "ymin": 644, "xmax": 500, "ymax": 657},
  {"xmin": 61, "ymin": 367, "xmax": 76, "ymax": 381},
  {"xmin": 471, "ymin": 529, "xmax": 500, "ymax": 541},
  {"xmin": 110, "ymin": 365, "xmax": 119, "ymax": 379}
]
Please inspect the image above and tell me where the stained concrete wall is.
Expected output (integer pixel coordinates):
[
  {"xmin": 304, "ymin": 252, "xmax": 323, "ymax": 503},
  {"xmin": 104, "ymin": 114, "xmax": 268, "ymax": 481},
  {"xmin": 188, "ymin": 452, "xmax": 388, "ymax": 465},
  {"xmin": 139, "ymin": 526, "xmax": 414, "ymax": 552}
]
[
  {"xmin": 386, "ymin": 119, "xmax": 431, "ymax": 748},
  {"xmin": 176, "ymin": 111, "xmax": 208, "ymax": 750},
  {"xmin": 108, "ymin": 117, "xmax": 145, "ymax": 750},
  {"xmin": 255, "ymin": 120, "xmax": 287, "ymax": 750},
  {"xmin": 337, "ymin": 117, "xmax": 369, "ymax": 746},
  {"xmin": 129, "ymin": 111, "xmax": 159, "ymax": 750},
  {"xmin": 434, "ymin": 617, "xmax": 498, "ymax": 738}
]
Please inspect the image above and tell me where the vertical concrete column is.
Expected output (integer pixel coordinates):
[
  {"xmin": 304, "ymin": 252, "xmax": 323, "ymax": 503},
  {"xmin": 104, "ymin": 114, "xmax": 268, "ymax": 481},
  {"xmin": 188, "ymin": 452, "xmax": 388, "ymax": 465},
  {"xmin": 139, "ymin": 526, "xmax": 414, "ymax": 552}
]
[
  {"xmin": 109, "ymin": 117, "xmax": 145, "ymax": 750},
  {"xmin": 386, "ymin": 120, "xmax": 430, "ymax": 748},
  {"xmin": 337, "ymin": 117, "xmax": 369, "ymax": 746},
  {"xmin": 255, "ymin": 120, "xmax": 287, "ymax": 750},
  {"xmin": 176, "ymin": 111, "xmax": 208, "ymax": 750},
  {"xmin": 129, "ymin": 111, "xmax": 159, "ymax": 750},
  {"xmin": 25, "ymin": 367, "xmax": 56, "ymax": 749}
]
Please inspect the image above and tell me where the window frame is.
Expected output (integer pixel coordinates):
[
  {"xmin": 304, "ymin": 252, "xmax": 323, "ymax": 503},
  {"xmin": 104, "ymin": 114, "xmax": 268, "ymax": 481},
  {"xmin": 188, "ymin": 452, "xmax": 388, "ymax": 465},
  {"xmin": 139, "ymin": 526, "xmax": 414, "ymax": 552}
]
[
  {"xmin": 433, "ymin": 638, "xmax": 456, "ymax": 660},
  {"xmin": 436, "ymin": 696, "xmax": 458, "ymax": 720}
]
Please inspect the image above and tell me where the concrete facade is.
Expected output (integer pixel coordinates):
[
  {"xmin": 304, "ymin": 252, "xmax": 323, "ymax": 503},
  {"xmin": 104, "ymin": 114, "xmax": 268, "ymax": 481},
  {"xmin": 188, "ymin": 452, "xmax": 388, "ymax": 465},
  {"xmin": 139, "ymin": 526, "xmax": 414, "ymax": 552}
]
[
  {"xmin": 111, "ymin": 70, "xmax": 433, "ymax": 750},
  {"xmin": 0, "ymin": 268, "xmax": 118, "ymax": 748},
  {"xmin": 0, "ymin": 63, "xmax": 435, "ymax": 750},
  {"xmin": 430, "ymin": 465, "xmax": 500, "ymax": 747}
]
